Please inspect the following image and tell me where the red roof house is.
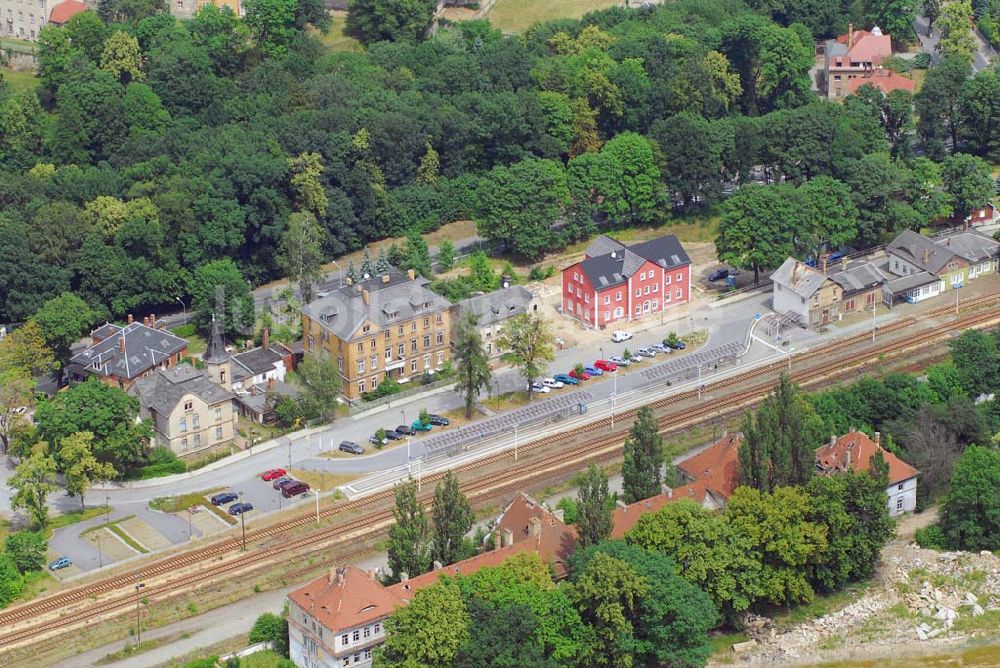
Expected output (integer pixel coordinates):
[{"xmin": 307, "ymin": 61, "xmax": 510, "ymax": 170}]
[
  {"xmin": 48, "ymin": 0, "xmax": 88, "ymax": 25},
  {"xmin": 824, "ymin": 24, "xmax": 895, "ymax": 98},
  {"xmin": 846, "ymin": 69, "xmax": 915, "ymax": 96},
  {"xmin": 815, "ymin": 430, "xmax": 920, "ymax": 516}
]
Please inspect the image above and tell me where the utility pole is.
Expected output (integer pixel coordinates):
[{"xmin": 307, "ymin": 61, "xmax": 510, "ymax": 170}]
[
  {"xmin": 610, "ymin": 371, "xmax": 617, "ymax": 429},
  {"xmin": 871, "ymin": 300, "xmax": 877, "ymax": 343},
  {"xmin": 514, "ymin": 424, "xmax": 518, "ymax": 462},
  {"xmin": 187, "ymin": 508, "xmax": 192, "ymax": 541},
  {"xmin": 134, "ymin": 576, "xmax": 145, "ymax": 648},
  {"xmin": 96, "ymin": 530, "xmax": 103, "ymax": 568},
  {"xmin": 239, "ymin": 491, "xmax": 247, "ymax": 551}
]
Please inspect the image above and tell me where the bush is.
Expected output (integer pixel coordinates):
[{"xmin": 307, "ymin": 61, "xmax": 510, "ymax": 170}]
[
  {"xmin": 882, "ymin": 55, "xmax": 912, "ymax": 73},
  {"xmin": 528, "ymin": 264, "xmax": 556, "ymax": 281},
  {"xmin": 4, "ymin": 531, "xmax": 47, "ymax": 573},
  {"xmin": 914, "ymin": 525, "xmax": 947, "ymax": 550},
  {"xmin": 0, "ymin": 554, "xmax": 24, "ymax": 608},
  {"xmin": 135, "ymin": 447, "xmax": 185, "ymax": 479},
  {"xmin": 556, "ymin": 496, "xmax": 578, "ymax": 524},
  {"xmin": 249, "ymin": 612, "xmax": 289, "ymax": 657},
  {"xmin": 181, "ymin": 658, "xmax": 218, "ymax": 668},
  {"xmin": 911, "ymin": 52, "xmax": 931, "ymax": 69},
  {"xmin": 171, "ymin": 324, "xmax": 197, "ymax": 338},
  {"xmin": 274, "ymin": 397, "xmax": 305, "ymax": 428},
  {"xmin": 360, "ymin": 377, "xmax": 402, "ymax": 402}
]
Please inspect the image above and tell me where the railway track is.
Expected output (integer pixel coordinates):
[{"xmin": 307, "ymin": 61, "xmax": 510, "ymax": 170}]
[{"xmin": 2, "ymin": 294, "xmax": 998, "ymax": 652}]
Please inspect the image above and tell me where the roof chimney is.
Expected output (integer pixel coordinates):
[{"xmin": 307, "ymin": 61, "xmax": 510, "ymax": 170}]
[
  {"xmin": 822, "ymin": 256, "xmax": 828, "ymax": 274},
  {"xmin": 667, "ymin": 488, "xmax": 673, "ymax": 498},
  {"xmin": 528, "ymin": 516, "xmax": 542, "ymax": 537},
  {"xmin": 923, "ymin": 248, "xmax": 930, "ymax": 265},
  {"xmin": 143, "ymin": 316, "xmax": 150, "ymax": 326},
  {"xmin": 432, "ymin": 560, "xmax": 443, "ymax": 571},
  {"xmin": 268, "ymin": 376, "xmax": 275, "ymax": 391},
  {"xmin": 501, "ymin": 527, "xmax": 513, "ymax": 548},
  {"xmin": 846, "ymin": 450, "xmax": 852, "ymax": 467},
  {"xmin": 362, "ymin": 290, "xmax": 370, "ymax": 306},
  {"xmin": 874, "ymin": 431, "xmax": 881, "ymax": 447},
  {"xmin": 830, "ymin": 434, "xmax": 837, "ymax": 447},
  {"xmin": 127, "ymin": 314, "xmax": 133, "ymax": 324},
  {"xmin": 407, "ymin": 269, "xmax": 415, "ymax": 281},
  {"xmin": 615, "ymin": 500, "xmax": 627, "ymax": 511},
  {"xmin": 118, "ymin": 335, "xmax": 126, "ymax": 353},
  {"xmin": 400, "ymin": 572, "xmax": 408, "ymax": 582},
  {"xmin": 381, "ymin": 274, "xmax": 390, "ymax": 283},
  {"xmin": 848, "ymin": 22, "xmax": 854, "ymax": 48},
  {"xmin": 262, "ymin": 327, "xmax": 269, "ymax": 350}
]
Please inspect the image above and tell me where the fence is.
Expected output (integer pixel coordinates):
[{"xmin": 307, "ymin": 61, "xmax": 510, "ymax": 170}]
[{"xmin": 348, "ymin": 374, "xmax": 455, "ymax": 416}]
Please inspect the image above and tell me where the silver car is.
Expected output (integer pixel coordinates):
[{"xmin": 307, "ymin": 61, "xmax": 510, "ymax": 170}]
[
  {"xmin": 636, "ymin": 347, "xmax": 656, "ymax": 357},
  {"xmin": 609, "ymin": 356, "xmax": 630, "ymax": 366},
  {"xmin": 651, "ymin": 343, "xmax": 672, "ymax": 354}
]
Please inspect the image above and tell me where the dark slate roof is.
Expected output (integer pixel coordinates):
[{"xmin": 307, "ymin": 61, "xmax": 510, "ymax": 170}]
[
  {"xmin": 71, "ymin": 322, "xmax": 188, "ymax": 381},
  {"xmin": 829, "ymin": 261, "xmax": 888, "ymax": 294},
  {"xmin": 935, "ymin": 230, "xmax": 1000, "ymax": 263},
  {"xmin": 578, "ymin": 234, "xmax": 691, "ymax": 289},
  {"xmin": 302, "ymin": 271, "xmax": 451, "ymax": 341},
  {"xmin": 232, "ymin": 346, "xmax": 284, "ymax": 377},
  {"xmin": 456, "ymin": 286, "xmax": 533, "ymax": 328},
  {"xmin": 203, "ymin": 315, "xmax": 229, "ymax": 364},
  {"xmin": 887, "ymin": 230, "xmax": 957, "ymax": 275},
  {"xmin": 884, "ymin": 271, "xmax": 940, "ymax": 294},
  {"xmin": 771, "ymin": 257, "xmax": 830, "ymax": 299},
  {"xmin": 132, "ymin": 364, "xmax": 235, "ymax": 418}
]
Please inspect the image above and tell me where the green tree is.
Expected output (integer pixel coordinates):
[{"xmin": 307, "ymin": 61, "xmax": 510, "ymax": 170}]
[
  {"xmin": 571, "ymin": 541, "xmax": 717, "ymax": 668},
  {"xmin": 721, "ymin": 15, "xmax": 813, "ymax": 114},
  {"xmin": 941, "ymin": 153, "xmax": 995, "ymax": 223},
  {"xmin": 864, "ymin": 0, "xmax": 916, "ymax": 46},
  {"xmin": 936, "ymin": 0, "xmax": 976, "ymax": 62},
  {"xmin": 948, "ymin": 326, "xmax": 1000, "ymax": 397},
  {"xmin": 468, "ymin": 251, "xmax": 498, "ymax": 292},
  {"xmin": 939, "ymin": 445, "xmax": 1000, "ymax": 551},
  {"xmin": 452, "ymin": 313, "xmax": 491, "ymax": 419},
  {"xmin": 650, "ymin": 113, "xmax": 723, "ymax": 207},
  {"xmin": 100, "ymin": 31, "xmax": 145, "ymax": 85},
  {"xmin": 296, "ymin": 354, "xmax": 341, "ymax": 422},
  {"xmin": 796, "ymin": 176, "xmax": 859, "ymax": 261},
  {"xmin": 626, "ymin": 500, "xmax": 763, "ymax": 620},
  {"xmin": 435, "ymin": 239, "xmax": 455, "ymax": 272},
  {"xmin": 477, "ymin": 158, "xmax": 569, "ymax": 260},
  {"xmin": 288, "ymin": 152, "xmax": 328, "ymax": 219},
  {"xmin": 346, "ymin": 0, "xmax": 437, "ymax": 45},
  {"xmin": 739, "ymin": 373, "xmax": 824, "ymax": 492},
  {"xmin": 716, "ymin": 184, "xmax": 797, "ymax": 285},
  {"xmin": 960, "ymin": 68, "xmax": 1000, "ymax": 161},
  {"xmin": 0, "ymin": 372, "xmax": 35, "ymax": 455},
  {"xmin": 386, "ymin": 478, "xmax": 430, "ymax": 583},
  {"xmin": 621, "ymin": 406, "xmax": 665, "ymax": 504},
  {"xmin": 497, "ymin": 314, "xmax": 555, "ymax": 399},
  {"xmin": 244, "ymin": 0, "xmax": 298, "ymax": 56},
  {"xmin": 456, "ymin": 598, "xmax": 555, "ymax": 668},
  {"xmin": 249, "ymin": 611, "xmax": 290, "ymax": 657},
  {"xmin": 431, "ymin": 471, "xmax": 473, "ymax": 566},
  {"xmin": 0, "ymin": 320, "xmax": 57, "ymax": 377},
  {"xmin": 568, "ymin": 551, "xmax": 648, "ymax": 668},
  {"xmin": 568, "ymin": 133, "xmax": 663, "ymax": 226},
  {"xmin": 8, "ymin": 451, "xmax": 58, "ymax": 527},
  {"xmin": 576, "ymin": 463, "xmax": 614, "ymax": 549},
  {"xmin": 4, "ymin": 531, "xmax": 47, "ymax": 574},
  {"xmin": 416, "ymin": 142, "xmax": 439, "ymax": 185},
  {"xmin": 726, "ymin": 486, "xmax": 827, "ymax": 606},
  {"xmin": 30, "ymin": 292, "xmax": 95, "ymax": 366},
  {"xmin": 35, "ymin": 378, "xmax": 151, "ymax": 472},
  {"xmin": 191, "ymin": 258, "xmax": 254, "ymax": 338},
  {"xmin": 278, "ymin": 211, "xmax": 326, "ymax": 304},
  {"xmin": 377, "ymin": 579, "xmax": 469, "ymax": 668},
  {"xmin": 59, "ymin": 431, "xmax": 118, "ymax": 509},
  {"xmin": 0, "ymin": 554, "xmax": 24, "ymax": 608},
  {"xmin": 400, "ymin": 228, "xmax": 432, "ymax": 279},
  {"xmin": 915, "ymin": 57, "xmax": 971, "ymax": 158}
]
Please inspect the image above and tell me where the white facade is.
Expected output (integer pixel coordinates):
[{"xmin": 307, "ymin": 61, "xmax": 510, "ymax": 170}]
[
  {"xmin": 289, "ymin": 600, "xmax": 384, "ymax": 668},
  {"xmin": 772, "ymin": 281, "xmax": 810, "ymax": 323},
  {"xmin": 887, "ymin": 475, "xmax": 918, "ymax": 516},
  {"xmin": 1, "ymin": 0, "xmax": 46, "ymax": 40}
]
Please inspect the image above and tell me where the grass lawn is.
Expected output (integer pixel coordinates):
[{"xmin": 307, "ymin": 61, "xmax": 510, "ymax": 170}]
[
  {"xmin": 311, "ymin": 12, "xmax": 361, "ymax": 52},
  {"xmin": 1, "ymin": 67, "xmax": 39, "ymax": 94},
  {"xmin": 184, "ymin": 332, "xmax": 208, "ymax": 356},
  {"xmin": 82, "ymin": 516, "xmax": 149, "ymax": 553},
  {"xmin": 46, "ymin": 507, "xmax": 106, "ymax": 538},
  {"xmin": 486, "ymin": 0, "xmax": 620, "ymax": 32},
  {"xmin": 909, "ymin": 68, "xmax": 927, "ymax": 93},
  {"xmin": 19, "ymin": 569, "xmax": 57, "ymax": 602},
  {"xmin": 288, "ymin": 468, "xmax": 356, "ymax": 492},
  {"xmin": 149, "ymin": 489, "xmax": 223, "ymax": 514}
]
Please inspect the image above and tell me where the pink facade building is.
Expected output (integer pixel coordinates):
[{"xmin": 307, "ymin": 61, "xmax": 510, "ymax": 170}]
[{"xmin": 561, "ymin": 234, "xmax": 691, "ymax": 328}]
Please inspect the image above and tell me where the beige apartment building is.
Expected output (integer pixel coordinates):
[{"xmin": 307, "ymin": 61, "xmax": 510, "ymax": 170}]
[
  {"xmin": 301, "ymin": 270, "xmax": 453, "ymax": 402},
  {"xmin": 131, "ymin": 363, "xmax": 237, "ymax": 456}
]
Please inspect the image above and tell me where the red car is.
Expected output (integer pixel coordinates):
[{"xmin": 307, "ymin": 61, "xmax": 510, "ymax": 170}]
[
  {"xmin": 261, "ymin": 468, "xmax": 287, "ymax": 481},
  {"xmin": 569, "ymin": 369, "xmax": 591, "ymax": 381},
  {"xmin": 594, "ymin": 360, "xmax": 618, "ymax": 372}
]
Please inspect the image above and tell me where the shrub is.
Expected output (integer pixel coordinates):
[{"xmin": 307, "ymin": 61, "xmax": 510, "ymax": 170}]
[
  {"xmin": 911, "ymin": 52, "xmax": 931, "ymax": 69},
  {"xmin": 882, "ymin": 55, "xmax": 912, "ymax": 73},
  {"xmin": 556, "ymin": 496, "xmax": 578, "ymax": 524},
  {"xmin": 274, "ymin": 397, "xmax": 305, "ymax": 428},
  {"xmin": 914, "ymin": 525, "xmax": 947, "ymax": 550},
  {"xmin": 136, "ymin": 447, "xmax": 185, "ymax": 479},
  {"xmin": 0, "ymin": 554, "xmax": 24, "ymax": 608},
  {"xmin": 528, "ymin": 264, "xmax": 556, "ymax": 281},
  {"xmin": 171, "ymin": 324, "xmax": 197, "ymax": 338},
  {"xmin": 4, "ymin": 531, "xmax": 47, "ymax": 573},
  {"xmin": 182, "ymin": 657, "xmax": 218, "ymax": 668},
  {"xmin": 249, "ymin": 612, "xmax": 289, "ymax": 656}
]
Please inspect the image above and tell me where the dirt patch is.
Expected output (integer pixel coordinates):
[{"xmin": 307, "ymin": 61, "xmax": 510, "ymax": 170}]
[
  {"xmin": 83, "ymin": 526, "xmax": 139, "ymax": 562},
  {"xmin": 117, "ymin": 516, "xmax": 171, "ymax": 552},
  {"xmin": 287, "ymin": 469, "xmax": 357, "ymax": 492},
  {"xmin": 189, "ymin": 507, "xmax": 231, "ymax": 536}
]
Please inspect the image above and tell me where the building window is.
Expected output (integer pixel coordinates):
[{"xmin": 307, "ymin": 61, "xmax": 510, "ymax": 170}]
[
  {"xmin": 423, "ymin": 354, "xmax": 431, "ymax": 369},
  {"xmin": 364, "ymin": 626, "xmax": 371, "ymax": 639},
  {"xmin": 652, "ymin": 299, "xmax": 658, "ymax": 310},
  {"xmin": 584, "ymin": 293, "xmax": 589, "ymax": 303},
  {"xmin": 397, "ymin": 343, "xmax": 404, "ymax": 357},
  {"xmin": 411, "ymin": 339, "xmax": 418, "ymax": 353},
  {"xmin": 897, "ymin": 483, "xmax": 903, "ymax": 491},
  {"xmin": 215, "ymin": 426, "xmax": 223, "ymax": 441},
  {"xmin": 423, "ymin": 335, "xmax": 430, "ymax": 348},
  {"xmin": 341, "ymin": 634, "xmax": 348, "ymax": 645},
  {"xmin": 385, "ymin": 348, "xmax": 392, "ymax": 360},
  {"xmin": 184, "ymin": 401, "xmax": 193, "ymax": 411},
  {"xmin": 372, "ymin": 375, "xmax": 379, "ymax": 388},
  {"xmin": 385, "ymin": 330, "xmax": 391, "ymax": 339},
  {"xmin": 652, "ymin": 284, "xmax": 658, "ymax": 293},
  {"xmin": 423, "ymin": 317, "xmax": 430, "ymax": 328},
  {"xmin": 676, "ymin": 272, "xmax": 684, "ymax": 281},
  {"xmin": 353, "ymin": 630, "xmax": 361, "ymax": 642},
  {"xmin": 398, "ymin": 326, "xmax": 404, "ymax": 336},
  {"xmin": 436, "ymin": 332, "xmax": 444, "ymax": 345},
  {"xmin": 192, "ymin": 414, "xmax": 200, "ymax": 429},
  {"xmin": 214, "ymin": 407, "xmax": 222, "ymax": 421},
  {"xmin": 644, "ymin": 286, "xmax": 650, "ymax": 295},
  {"xmin": 371, "ymin": 339, "xmax": 377, "ymax": 350},
  {"xmin": 676, "ymin": 288, "xmax": 682, "ymax": 299},
  {"xmin": 486, "ymin": 342, "xmax": 492, "ymax": 354},
  {"xmin": 411, "ymin": 322, "xmax": 417, "ymax": 332},
  {"xmin": 573, "ymin": 272, "xmax": 579, "ymax": 281},
  {"xmin": 357, "ymin": 359, "xmax": 365, "ymax": 373},
  {"xmin": 896, "ymin": 497, "xmax": 903, "ymax": 511},
  {"xmin": 193, "ymin": 433, "xmax": 201, "ymax": 446},
  {"xmin": 616, "ymin": 291, "xmax": 622, "ymax": 301},
  {"xmin": 437, "ymin": 351, "xmax": 444, "ymax": 365},
  {"xmin": 436, "ymin": 314, "xmax": 443, "ymax": 324},
  {"xmin": 411, "ymin": 360, "xmax": 417, "ymax": 372},
  {"xmin": 358, "ymin": 380, "xmax": 365, "ymax": 394},
  {"xmin": 357, "ymin": 343, "xmax": 363, "ymax": 353},
  {"xmin": 664, "ymin": 292, "xmax": 671, "ymax": 303},
  {"xmin": 364, "ymin": 648, "xmax": 372, "ymax": 660},
  {"xmin": 180, "ymin": 437, "xmax": 188, "ymax": 451},
  {"xmin": 337, "ymin": 356, "xmax": 344, "ymax": 371},
  {"xmin": 354, "ymin": 654, "xmax": 361, "ymax": 664},
  {"xmin": 635, "ymin": 288, "xmax": 640, "ymax": 297},
  {"xmin": 178, "ymin": 417, "xmax": 187, "ymax": 433},
  {"xmin": 371, "ymin": 355, "xmax": 377, "ymax": 370},
  {"xmin": 665, "ymin": 275, "xmax": 671, "ymax": 285}
]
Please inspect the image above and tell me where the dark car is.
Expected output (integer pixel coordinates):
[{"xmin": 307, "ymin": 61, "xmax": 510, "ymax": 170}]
[
  {"xmin": 552, "ymin": 373, "xmax": 579, "ymax": 385},
  {"xmin": 228, "ymin": 502, "xmax": 253, "ymax": 516},
  {"xmin": 383, "ymin": 429, "xmax": 403, "ymax": 440},
  {"xmin": 664, "ymin": 337, "xmax": 686, "ymax": 350},
  {"xmin": 339, "ymin": 440, "xmax": 364, "ymax": 455},
  {"xmin": 210, "ymin": 491, "xmax": 239, "ymax": 506},
  {"xmin": 427, "ymin": 414, "xmax": 450, "ymax": 426},
  {"xmin": 411, "ymin": 420, "xmax": 433, "ymax": 432},
  {"xmin": 396, "ymin": 424, "xmax": 417, "ymax": 436},
  {"xmin": 708, "ymin": 268, "xmax": 729, "ymax": 282},
  {"xmin": 272, "ymin": 477, "xmax": 295, "ymax": 490},
  {"xmin": 282, "ymin": 481, "xmax": 310, "ymax": 498}
]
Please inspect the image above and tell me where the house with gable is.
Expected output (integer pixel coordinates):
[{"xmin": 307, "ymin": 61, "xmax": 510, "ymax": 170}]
[
  {"xmin": 67, "ymin": 314, "xmax": 188, "ymax": 391},
  {"xmin": 883, "ymin": 229, "xmax": 1000, "ymax": 304},
  {"xmin": 453, "ymin": 285, "xmax": 535, "ymax": 360},
  {"xmin": 771, "ymin": 258, "xmax": 844, "ymax": 327},
  {"xmin": 824, "ymin": 24, "xmax": 903, "ymax": 98},
  {"xmin": 815, "ymin": 430, "xmax": 920, "ymax": 516},
  {"xmin": 560, "ymin": 234, "xmax": 691, "ymax": 329}
]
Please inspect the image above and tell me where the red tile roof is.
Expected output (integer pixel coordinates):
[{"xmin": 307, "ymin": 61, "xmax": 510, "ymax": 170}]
[
  {"xmin": 288, "ymin": 565, "xmax": 403, "ymax": 632},
  {"xmin": 676, "ymin": 432, "xmax": 742, "ymax": 499},
  {"xmin": 815, "ymin": 431, "xmax": 919, "ymax": 485},
  {"xmin": 610, "ymin": 481, "xmax": 712, "ymax": 538},
  {"xmin": 846, "ymin": 70, "xmax": 915, "ymax": 96},
  {"xmin": 48, "ymin": 0, "xmax": 88, "ymax": 24}
]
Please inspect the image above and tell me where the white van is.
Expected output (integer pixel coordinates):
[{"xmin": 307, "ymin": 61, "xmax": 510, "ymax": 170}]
[{"xmin": 611, "ymin": 330, "xmax": 633, "ymax": 343}]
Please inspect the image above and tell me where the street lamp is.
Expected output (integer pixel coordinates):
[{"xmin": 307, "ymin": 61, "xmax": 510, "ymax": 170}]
[
  {"xmin": 96, "ymin": 530, "xmax": 103, "ymax": 568},
  {"xmin": 105, "ymin": 495, "xmax": 111, "ymax": 527},
  {"xmin": 175, "ymin": 297, "xmax": 187, "ymax": 325},
  {"xmin": 249, "ymin": 428, "xmax": 256, "ymax": 454},
  {"xmin": 514, "ymin": 424, "xmax": 518, "ymax": 461},
  {"xmin": 187, "ymin": 507, "xmax": 193, "ymax": 541},
  {"xmin": 610, "ymin": 370, "xmax": 617, "ymax": 429},
  {"xmin": 238, "ymin": 491, "xmax": 247, "ymax": 551},
  {"xmin": 406, "ymin": 435, "xmax": 412, "ymax": 475},
  {"xmin": 134, "ymin": 576, "xmax": 145, "ymax": 648},
  {"xmin": 494, "ymin": 378, "xmax": 501, "ymax": 411}
]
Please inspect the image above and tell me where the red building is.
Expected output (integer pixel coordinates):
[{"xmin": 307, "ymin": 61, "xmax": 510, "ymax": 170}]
[{"xmin": 561, "ymin": 234, "xmax": 691, "ymax": 328}]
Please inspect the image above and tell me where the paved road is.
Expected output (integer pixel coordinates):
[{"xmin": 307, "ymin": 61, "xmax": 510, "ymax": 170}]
[{"xmin": 914, "ymin": 15, "xmax": 996, "ymax": 73}]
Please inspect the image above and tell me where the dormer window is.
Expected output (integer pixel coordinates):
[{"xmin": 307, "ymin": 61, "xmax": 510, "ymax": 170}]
[{"xmin": 184, "ymin": 401, "xmax": 193, "ymax": 412}]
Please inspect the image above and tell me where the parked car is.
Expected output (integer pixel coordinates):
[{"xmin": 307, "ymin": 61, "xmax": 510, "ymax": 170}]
[
  {"xmin": 609, "ymin": 356, "xmax": 630, "ymax": 367},
  {"xmin": 664, "ymin": 337, "xmax": 686, "ymax": 350},
  {"xmin": 427, "ymin": 414, "xmax": 450, "ymax": 426},
  {"xmin": 261, "ymin": 468, "xmax": 286, "ymax": 481},
  {"xmin": 272, "ymin": 477, "xmax": 295, "ymax": 490},
  {"xmin": 594, "ymin": 360, "xmax": 617, "ymax": 372},
  {"xmin": 48, "ymin": 557, "xmax": 72, "ymax": 571},
  {"xmin": 569, "ymin": 369, "xmax": 590, "ymax": 381},
  {"xmin": 708, "ymin": 268, "xmax": 730, "ymax": 282},
  {"xmin": 636, "ymin": 347, "xmax": 656, "ymax": 358},
  {"xmin": 282, "ymin": 482, "xmax": 310, "ymax": 498},
  {"xmin": 611, "ymin": 330, "xmax": 633, "ymax": 343},
  {"xmin": 651, "ymin": 343, "xmax": 672, "ymax": 354},
  {"xmin": 211, "ymin": 491, "xmax": 239, "ymax": 506},
  {"xmin": 383, "ymin": 429, "xmax": 402, "ymax": 440},
  {"xmin": 552, "ymin": 373, "xmax": 579, "ymax": 385},
  {"xmin": 542, "ymin": 377, "xmax": 564, "ymax": 389},
  {"xmin": 339, "ymin": 440, "xmax": 364, "ymax": 455},
  {"xmin": 395, "ymin": 424, "xmax": 417, "ymax": 436},
  {"xmin": 369, "ymin": 434, "xmax": 388, "ymax": 446},
  {"xmin": 530, "ymin": 382, "xmax": 551, "ymax": 393},
  {"xmin": 411, "ymin": 420, "xmax": 433, "ymax": 432},
  {"xmin": 583, "ymin": 365, "xmax": 603, "ymax": 377},
  {"xmin": 228, "ymin": 502, "xmax": 253, "ymax": 516}
]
